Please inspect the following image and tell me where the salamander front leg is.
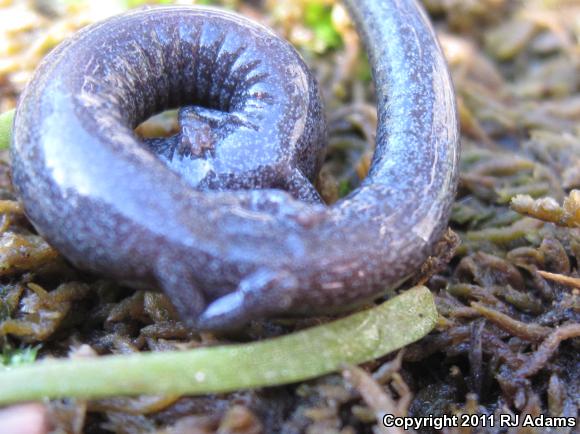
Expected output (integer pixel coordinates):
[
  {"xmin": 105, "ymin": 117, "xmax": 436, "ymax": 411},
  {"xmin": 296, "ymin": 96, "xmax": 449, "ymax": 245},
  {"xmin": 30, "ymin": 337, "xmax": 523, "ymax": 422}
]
[
  {"xmin": 285, "ymin": 168, "xmax": 323, "ymax": 204},
  {"xmin": 197, "ymin": 268, "xmax": 299, "ymax": 331},
  {"xmin": 155, "ymin": 258, "xmax": 206, "ymax": 327}
]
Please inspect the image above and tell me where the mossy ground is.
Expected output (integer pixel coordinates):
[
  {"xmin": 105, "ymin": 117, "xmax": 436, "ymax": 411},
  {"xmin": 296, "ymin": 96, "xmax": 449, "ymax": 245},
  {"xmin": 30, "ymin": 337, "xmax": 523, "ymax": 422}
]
[{"xmin": 0, "ymin": 0, "xmax": 578, "ymax": 433}]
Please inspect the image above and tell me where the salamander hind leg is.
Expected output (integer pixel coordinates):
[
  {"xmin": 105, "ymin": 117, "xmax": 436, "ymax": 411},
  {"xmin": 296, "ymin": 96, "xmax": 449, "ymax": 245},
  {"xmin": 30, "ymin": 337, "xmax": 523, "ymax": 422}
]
[
  {"xmin": 197, "ymin": 268, "xmax": 299, "ymax": 331},
  {"xmin": 155, "ymin": 257, "xmax": 206, "ymax": 328}
]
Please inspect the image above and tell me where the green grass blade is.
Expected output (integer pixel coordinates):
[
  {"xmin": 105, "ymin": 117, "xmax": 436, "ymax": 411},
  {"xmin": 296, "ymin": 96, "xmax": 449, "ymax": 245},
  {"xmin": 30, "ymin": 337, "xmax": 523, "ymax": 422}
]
[{"xmin": 0, "ymin": 286, "xmax": 436, "ymax": 403}]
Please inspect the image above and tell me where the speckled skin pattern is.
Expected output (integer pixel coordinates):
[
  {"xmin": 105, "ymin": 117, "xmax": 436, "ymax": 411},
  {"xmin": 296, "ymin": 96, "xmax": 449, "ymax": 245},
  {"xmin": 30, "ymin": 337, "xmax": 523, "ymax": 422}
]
[{"xmin": 11, "ymin": 0, "xmax": 459, "ymax": 330}]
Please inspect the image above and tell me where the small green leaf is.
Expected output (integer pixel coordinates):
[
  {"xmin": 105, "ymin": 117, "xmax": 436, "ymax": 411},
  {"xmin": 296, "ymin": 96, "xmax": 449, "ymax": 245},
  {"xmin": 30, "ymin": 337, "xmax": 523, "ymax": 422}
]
[
  {"xmin": 0, "ymin": 110, "xmax": 15, "ymax": 150},
  {"xmin": 338, "ymin": 179, "xmax": 353, "ymax": 197},
  {"xmin": 304, "ymin": 2, "xmax": 342, "ymax": 52},
  {"xmin": 357, "ymin": 54, "xmax": 372, "ymax": 83},
  {"xmin": 1, "ymin": 345, "xmax": 40, "ymax": 368},
  {"xmin": 122, "ymin": 0, "xmax": 173, "ymax": 8}
]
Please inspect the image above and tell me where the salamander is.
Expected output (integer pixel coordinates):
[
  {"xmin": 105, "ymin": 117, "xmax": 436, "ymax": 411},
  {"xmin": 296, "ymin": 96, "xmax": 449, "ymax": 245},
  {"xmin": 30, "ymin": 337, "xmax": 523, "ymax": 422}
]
[{"xmin": 11, "ymin": 0, "xmax": 459, "ymax": 330}]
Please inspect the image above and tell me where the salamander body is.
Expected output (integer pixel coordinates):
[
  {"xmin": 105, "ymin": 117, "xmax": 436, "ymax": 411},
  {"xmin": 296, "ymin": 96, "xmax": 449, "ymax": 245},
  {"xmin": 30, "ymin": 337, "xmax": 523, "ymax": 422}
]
[{"xmin": 11, "ymin": 0, "xmax": 459, "ymax": 330}]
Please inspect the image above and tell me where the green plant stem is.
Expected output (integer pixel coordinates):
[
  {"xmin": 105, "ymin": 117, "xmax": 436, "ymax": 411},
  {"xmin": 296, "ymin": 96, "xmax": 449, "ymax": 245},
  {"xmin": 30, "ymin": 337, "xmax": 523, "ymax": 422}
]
[
  {"xmin": 0, "ymin": 286, "xmax": 436, "ymax": 403},
  {"xmin": 0, "ymin": 110, "xmax": 14, "ymax": 150}
]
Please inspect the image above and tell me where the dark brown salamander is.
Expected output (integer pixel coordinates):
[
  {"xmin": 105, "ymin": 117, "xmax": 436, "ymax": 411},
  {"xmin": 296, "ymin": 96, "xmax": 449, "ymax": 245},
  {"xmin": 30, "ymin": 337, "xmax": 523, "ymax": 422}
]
[{"xmin": 11, "ymin": 0, "xmax": 459, "ymax": 330}]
